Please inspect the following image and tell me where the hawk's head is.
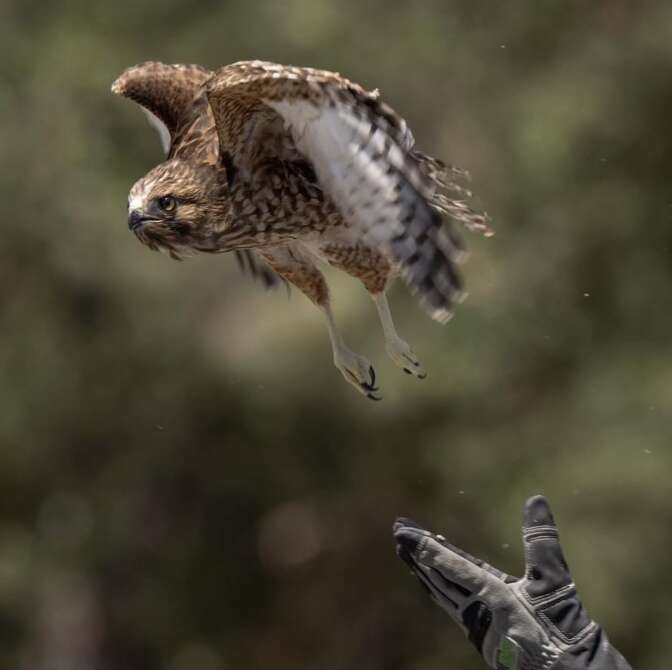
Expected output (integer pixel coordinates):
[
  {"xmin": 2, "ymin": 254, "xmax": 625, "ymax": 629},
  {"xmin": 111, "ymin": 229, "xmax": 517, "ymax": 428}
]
[{"xmin": 127, "ymin": 159, "xmax": 229, "ymax": 258}]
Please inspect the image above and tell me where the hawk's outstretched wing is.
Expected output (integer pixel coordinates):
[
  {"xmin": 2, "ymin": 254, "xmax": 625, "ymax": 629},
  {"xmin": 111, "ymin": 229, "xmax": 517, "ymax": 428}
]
[
  {"xmin": 111, "ymin": 62, "xmax": 212, "ymax": 157},
  {"xmin": 206, "ymin": 61, "xmax": 479, "ymax": 322}
]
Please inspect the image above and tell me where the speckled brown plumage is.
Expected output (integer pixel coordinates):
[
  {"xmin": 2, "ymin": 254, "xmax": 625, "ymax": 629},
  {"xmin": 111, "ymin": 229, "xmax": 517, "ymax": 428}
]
[
  {"xmin": 111, "ymin": 60, "xmax": 492, "ymax": 397},
  {"xmin": 322, "ymin": 244, "xmax": 393, "ymax": 295}
]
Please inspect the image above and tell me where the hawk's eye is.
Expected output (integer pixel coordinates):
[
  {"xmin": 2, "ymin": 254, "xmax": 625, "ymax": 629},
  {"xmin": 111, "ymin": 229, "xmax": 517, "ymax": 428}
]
[{"xmin": 157, "ymin": 195, "xmax": 177, "ymax": 214}]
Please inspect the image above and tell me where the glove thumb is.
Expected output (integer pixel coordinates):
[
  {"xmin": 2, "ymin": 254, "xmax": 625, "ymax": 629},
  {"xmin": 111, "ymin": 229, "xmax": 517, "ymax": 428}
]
[{"xmin": 522, "ymin": 495, "xmax": 573, "ymax": 598}]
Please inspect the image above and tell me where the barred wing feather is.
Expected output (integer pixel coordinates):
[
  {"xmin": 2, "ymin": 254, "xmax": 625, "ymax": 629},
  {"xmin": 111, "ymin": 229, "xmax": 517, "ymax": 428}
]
[{"xmin": 268, "ymin": 98, "xmax": 466, "ymax": 322}]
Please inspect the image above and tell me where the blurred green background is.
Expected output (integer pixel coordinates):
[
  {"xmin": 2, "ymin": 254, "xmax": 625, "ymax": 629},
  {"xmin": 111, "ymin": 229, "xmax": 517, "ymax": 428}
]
[{"xmin": 1, "ymin": 1, "xmax": 670, "ymax": 668}]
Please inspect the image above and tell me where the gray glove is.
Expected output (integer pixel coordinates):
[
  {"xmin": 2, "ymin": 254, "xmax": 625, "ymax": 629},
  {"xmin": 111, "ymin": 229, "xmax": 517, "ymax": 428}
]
[{"xmin": 394, "ymin": 496, "xmax": 631, "ymax": 670}]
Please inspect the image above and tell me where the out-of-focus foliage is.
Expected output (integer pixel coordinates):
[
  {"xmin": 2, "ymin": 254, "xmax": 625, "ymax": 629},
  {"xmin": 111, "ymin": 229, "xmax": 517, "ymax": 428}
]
[{"xmin": 0, "ymin": 1, "xmax": 670, "ymax": 668}]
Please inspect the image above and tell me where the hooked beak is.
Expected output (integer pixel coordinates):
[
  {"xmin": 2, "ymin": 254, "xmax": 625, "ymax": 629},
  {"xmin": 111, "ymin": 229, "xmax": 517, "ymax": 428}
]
[{"xmin": 128, "ymin": 209, "xmax": 157, "ymax": 231}]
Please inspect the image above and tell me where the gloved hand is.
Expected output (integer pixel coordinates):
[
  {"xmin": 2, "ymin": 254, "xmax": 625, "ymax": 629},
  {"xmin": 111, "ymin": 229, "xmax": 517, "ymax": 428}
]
[{"xmin": 394, "ymin": 496, "xmax": 631, "ymax": 670}]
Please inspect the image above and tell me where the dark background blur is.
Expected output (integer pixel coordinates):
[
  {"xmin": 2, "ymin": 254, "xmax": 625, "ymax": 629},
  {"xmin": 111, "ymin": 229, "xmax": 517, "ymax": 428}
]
[{"xmin": 1, "ymin": 1, "xmax": 671, "ymax": 668}]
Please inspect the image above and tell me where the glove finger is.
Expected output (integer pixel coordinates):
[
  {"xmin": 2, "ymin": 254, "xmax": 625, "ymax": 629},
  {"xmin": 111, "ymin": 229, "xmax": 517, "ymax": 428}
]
[
  {"xmin": 394, "ymin": 517, "xmax": 424, "ymax": 532},
  {"xmin": 395, "ymin": 524, "xmax": 506, "ymax": 600},
  {"xmin": 394, "ymin": 518, "xmax": 513, "ymax": 583},
  {"xmin": 522, "ymin": 495, "xmax": 573, "ymax": 597}
]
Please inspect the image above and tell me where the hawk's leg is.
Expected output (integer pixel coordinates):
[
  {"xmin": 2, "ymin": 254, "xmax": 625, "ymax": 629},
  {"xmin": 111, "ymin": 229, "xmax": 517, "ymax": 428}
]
[
  {"xmin": 321, "ymin": 298, "xmax": 381, "ymax": 400},
  {"xmin": 322, "ymin": 243, "xmax": 426, "ymax": 379},
  {"xmin": 372, "ymin": 292, "xmax": 426, "ymax": 379},
  {"xmin": 259, "ymin": 246, "xmax": 381, "ymax": 400}
]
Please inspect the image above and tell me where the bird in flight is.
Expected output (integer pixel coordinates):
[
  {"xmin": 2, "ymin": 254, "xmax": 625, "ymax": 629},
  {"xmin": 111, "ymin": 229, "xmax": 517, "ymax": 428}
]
[{"xmin": 112, "ymin": 60, "xmax": 491, "ymax": 399}]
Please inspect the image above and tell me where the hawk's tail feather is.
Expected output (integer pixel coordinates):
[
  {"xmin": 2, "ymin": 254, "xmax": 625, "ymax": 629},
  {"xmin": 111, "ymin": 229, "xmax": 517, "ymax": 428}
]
[
  {"xmin": 431, "ymin": 193, "xmax": 494, "ymax": 237},
  {"xmin": 412, "ymin": 151, "xmax": 471, "ymax": 191},
  {"xmin": 413, "ymin": 151, "xmax": 494, "ymax": 237}
]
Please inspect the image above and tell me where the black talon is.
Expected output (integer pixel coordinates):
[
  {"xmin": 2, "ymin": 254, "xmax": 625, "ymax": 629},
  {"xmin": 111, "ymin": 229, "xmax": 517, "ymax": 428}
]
[
  {"xmin": 403, "ymin": 368, "xmax": 412, "ymax": 375},
  {"xmin": 368, "ymin": 365, "xmax": 376, "ymax": 387}
]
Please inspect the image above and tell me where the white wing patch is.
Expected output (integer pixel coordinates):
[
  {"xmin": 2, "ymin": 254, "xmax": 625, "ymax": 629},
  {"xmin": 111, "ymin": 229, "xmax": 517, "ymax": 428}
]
[
  {"xmin": 267, "ymin": 99, "xmax": 408, "ymax": 245},
  {"xmin": 142, "ymin": 108, "xmax": 171, "ymax": 155}
]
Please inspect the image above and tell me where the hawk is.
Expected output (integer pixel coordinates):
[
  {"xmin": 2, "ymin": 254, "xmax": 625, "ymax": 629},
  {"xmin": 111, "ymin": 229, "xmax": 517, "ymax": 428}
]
[{"xmin": 112, "ymin": 61, "xmax": 491, "ymax": 399}]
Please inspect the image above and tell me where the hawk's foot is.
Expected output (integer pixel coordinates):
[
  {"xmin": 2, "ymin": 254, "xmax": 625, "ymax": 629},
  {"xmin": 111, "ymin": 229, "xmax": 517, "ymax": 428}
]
[
  {"xmin": 385, "ymin": 337, "xmax": 426, "ymax": 379},
  {"xmin": 333, "ymin": 347, "xmax": 382, "ymax": 400}
]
